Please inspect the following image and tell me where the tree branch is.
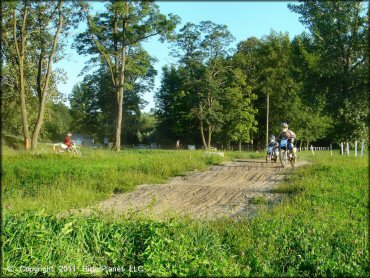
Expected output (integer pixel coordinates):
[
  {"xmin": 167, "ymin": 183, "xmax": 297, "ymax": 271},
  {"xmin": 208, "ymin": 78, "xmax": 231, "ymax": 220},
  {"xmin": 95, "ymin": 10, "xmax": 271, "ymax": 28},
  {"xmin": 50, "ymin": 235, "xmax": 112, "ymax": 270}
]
[
  {"xmin": 128, "ymin": 31, "xmax": 161, "ymax": 46},
  {"xmin": 42, "ymin": 0, "xmax": 63, "ymax": 95},
  {"xmin": 13, "ymin": 9, "xmax": 20, "ymax": 60},
  {"xmin": 88, "ymin": 16, "xmax": 116, "ymax": 87},
  {"xmin": 20, "ymin": 1, "xmax": 29, "ymax": 56}
]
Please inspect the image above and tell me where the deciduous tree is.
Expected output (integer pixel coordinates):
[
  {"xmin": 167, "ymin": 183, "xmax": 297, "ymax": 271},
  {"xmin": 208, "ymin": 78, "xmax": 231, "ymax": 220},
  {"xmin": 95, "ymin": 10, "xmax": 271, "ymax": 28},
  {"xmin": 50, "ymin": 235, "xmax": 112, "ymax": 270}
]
[{"xmin": 74, "ymin": 0, "xmax": 179, "ymax": 151}]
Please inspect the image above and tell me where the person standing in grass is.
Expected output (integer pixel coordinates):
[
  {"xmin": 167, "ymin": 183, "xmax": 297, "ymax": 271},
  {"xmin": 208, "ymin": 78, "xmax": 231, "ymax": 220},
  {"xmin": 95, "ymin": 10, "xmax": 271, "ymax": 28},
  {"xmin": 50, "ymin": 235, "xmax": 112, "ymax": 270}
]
[{"xmin": 104, "ymin": 137, "xmax": 109, "ymax": 149}]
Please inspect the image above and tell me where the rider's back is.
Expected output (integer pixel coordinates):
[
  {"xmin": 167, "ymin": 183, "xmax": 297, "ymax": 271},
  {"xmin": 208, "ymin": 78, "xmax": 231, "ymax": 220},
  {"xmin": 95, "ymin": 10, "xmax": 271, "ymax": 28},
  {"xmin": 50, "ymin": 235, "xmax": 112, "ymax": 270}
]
[{"xmin": 279, "ymin": 129, "xmax": 296, "ymax": 140}]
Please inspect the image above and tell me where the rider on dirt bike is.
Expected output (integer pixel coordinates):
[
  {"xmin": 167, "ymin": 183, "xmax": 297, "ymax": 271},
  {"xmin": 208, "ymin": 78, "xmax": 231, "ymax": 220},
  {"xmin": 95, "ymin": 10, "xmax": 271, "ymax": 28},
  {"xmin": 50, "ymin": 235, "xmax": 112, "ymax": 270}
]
[
  {"xmin": 277, "ymin": 123, "xmax": 296, "ymax": 153},
  {"xmin": 267, "ymin": 135, "xmax": 278, "ymax": 154},
  {"xmin": 64, "ymin": 133, "xmax": 74, "ymax": 150},
  {"xmin": 266, "ymin": 134, "xmax": 279, "ymax": 163}
]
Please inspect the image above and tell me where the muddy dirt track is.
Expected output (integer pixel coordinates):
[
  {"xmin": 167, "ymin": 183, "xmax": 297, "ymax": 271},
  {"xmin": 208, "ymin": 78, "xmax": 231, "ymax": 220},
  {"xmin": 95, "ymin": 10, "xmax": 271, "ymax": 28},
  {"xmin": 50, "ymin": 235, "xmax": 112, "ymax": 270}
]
[{"xmin": 84, "ymin": 159, "xmax": 308, "ymax": 220}]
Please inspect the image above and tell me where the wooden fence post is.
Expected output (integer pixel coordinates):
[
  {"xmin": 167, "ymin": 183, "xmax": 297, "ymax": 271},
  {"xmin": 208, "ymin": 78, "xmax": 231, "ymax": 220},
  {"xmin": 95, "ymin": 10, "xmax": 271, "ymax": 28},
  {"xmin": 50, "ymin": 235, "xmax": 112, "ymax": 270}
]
[
  {"xmin": 355, "ymin": 140, "xmax": 358, "ymax": 157},
  {"xmin": 310, "ymin": 145, "xmax": 314, "ymax": 156},
  {"xmin": 330, "ymin": 144, "xmax": 332, "ymax": 156},
  {"xmin": 341, "ymin": 142, "xmax": 344, "ymax": 155}
]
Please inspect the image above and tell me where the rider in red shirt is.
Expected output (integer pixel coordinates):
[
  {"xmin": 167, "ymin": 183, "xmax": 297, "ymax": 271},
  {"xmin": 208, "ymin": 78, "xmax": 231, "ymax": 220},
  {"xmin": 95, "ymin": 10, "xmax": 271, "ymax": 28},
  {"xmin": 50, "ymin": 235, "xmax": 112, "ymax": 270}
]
[{"xmin": 64, "ymin": 133, "xmax": 73, "ymax": 150}]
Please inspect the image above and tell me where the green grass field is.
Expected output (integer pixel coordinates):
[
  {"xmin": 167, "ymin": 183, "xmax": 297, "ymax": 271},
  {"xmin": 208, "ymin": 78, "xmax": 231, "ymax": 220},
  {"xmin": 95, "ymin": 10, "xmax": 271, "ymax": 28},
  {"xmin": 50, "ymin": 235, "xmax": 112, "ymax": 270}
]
[{"xmin": 2, "ymin": 146, "xmax": 368, "ymax": 276}]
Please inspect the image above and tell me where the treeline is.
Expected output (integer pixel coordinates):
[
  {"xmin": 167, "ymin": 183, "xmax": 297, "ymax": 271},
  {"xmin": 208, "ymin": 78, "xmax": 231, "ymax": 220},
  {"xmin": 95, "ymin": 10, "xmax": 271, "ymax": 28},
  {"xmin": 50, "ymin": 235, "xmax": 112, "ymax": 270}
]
[
  {"xmin": 155, "ymin": 2, "xmax": 368, "ymax": 148},
  {"xmin": 2, "ymin": 1, "xmax": 83, "ymax": 148},
  {"xmin": 2, "ymin": 1, "xmax": 368, "ymax": 150}
]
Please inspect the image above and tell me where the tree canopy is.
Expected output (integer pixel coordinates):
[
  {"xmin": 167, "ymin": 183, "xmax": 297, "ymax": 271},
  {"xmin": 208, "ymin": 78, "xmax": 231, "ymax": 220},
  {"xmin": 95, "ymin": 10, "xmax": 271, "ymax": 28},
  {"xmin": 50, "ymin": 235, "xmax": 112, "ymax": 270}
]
[{"xmin": 3, "ymin": 1, "xmax": 368, "ymax": 149}]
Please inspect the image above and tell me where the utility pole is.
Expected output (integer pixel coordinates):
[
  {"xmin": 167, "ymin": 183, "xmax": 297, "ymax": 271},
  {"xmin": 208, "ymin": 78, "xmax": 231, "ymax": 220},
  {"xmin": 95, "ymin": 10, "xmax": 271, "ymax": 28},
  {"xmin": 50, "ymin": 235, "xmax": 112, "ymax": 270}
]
[{"xmin": 266, "ymin": 93, "xmax": 269, "ymax": 146}]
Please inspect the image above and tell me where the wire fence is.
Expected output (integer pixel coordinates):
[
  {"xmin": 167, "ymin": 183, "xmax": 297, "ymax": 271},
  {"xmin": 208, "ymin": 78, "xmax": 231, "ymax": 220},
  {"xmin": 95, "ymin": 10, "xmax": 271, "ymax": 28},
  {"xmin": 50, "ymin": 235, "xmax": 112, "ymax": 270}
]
[
  {"xmin": 120, "ymin": 144, "xmax": 334, "ymax": 152},
  {"xmin": 94, "ymin": 141, "xmax": 366, "ymax": 157}
]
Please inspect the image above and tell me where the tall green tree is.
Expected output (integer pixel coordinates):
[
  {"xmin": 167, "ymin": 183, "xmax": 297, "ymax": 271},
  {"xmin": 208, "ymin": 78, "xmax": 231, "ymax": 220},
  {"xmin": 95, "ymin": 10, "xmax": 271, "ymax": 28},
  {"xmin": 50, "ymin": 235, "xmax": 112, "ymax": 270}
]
[
  {"xmin": 3, "ymin": 0, "xmax": 83, "ymax": 149},
  {"xmin": 74, "ymin": 0, "xmax": 179, "ymax": 151},
  {"xmin": 172, "ymin": 21, "xmax": 235, "ymax": 149},
  {"xmin": 154, "ymin": 65, "xmax": 199, "ymax": 145},
  {"xmin": 219, "ymin": 63, "xmax": 258, "ymax": 146},
  {"xmin": 156, "ymin": 22, "xmax": 259, "ymax": 148},
  {"xmin": 288, "ymin": 1, "xmax": 368, "ymax": 143},
  {"xmin": 69, "ymin": 46, "xmax": 157, "ymax": 144},
  {"xmin": 236, "ymin": 32, "xmax": 303, "ymax": 144}
]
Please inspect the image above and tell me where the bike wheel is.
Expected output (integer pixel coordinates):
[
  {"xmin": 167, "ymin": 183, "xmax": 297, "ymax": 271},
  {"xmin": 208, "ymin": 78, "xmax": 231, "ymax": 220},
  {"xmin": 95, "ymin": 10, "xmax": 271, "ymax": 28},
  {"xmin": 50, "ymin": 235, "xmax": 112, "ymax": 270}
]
[
  {"xmin": 279, "ymin": 149, "xmax": 288, "ymax": 167},
  {"xmin": 73, "ymin": 149, "xmax": 81, "ymax": 156}
]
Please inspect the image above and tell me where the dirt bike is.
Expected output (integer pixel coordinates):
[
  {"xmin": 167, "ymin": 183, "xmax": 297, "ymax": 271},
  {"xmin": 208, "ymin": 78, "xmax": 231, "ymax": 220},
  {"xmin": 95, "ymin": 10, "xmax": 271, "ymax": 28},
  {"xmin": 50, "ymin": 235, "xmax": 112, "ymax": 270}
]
[
  {"xmin": 278, "ymin": 138, "xmax": 296, "ymax": 167},
  {"xmin": 266, "ymin": 141, "xmax": 279, "ymax": 163},
  {"xmin": 53, "ymin": 142, "xmax": 81, "ymax": 156}
]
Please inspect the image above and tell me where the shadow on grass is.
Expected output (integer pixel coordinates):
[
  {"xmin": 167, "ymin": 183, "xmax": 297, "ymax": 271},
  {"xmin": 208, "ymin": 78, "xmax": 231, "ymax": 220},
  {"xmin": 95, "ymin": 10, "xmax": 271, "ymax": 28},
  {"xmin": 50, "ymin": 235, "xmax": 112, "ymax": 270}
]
[{"xmin": 2, "ymin": 133, "xmax": 23, "ymax": 150}]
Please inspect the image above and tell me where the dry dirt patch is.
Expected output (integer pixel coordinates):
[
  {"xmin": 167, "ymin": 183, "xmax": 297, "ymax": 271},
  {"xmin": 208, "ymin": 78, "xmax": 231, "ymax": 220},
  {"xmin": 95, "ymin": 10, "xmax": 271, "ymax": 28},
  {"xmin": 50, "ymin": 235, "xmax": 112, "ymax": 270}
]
[{"xmin": 81, "ymin": 159, "xmax": 308, "ymax": 220}]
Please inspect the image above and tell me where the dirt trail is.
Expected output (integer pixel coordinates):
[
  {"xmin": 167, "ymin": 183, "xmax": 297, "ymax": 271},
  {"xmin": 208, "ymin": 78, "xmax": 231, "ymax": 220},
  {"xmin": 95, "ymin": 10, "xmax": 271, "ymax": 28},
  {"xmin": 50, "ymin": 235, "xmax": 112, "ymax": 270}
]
[{"xmin": 86, "ymin": 159, "xmax": 308, "ymax": 220}]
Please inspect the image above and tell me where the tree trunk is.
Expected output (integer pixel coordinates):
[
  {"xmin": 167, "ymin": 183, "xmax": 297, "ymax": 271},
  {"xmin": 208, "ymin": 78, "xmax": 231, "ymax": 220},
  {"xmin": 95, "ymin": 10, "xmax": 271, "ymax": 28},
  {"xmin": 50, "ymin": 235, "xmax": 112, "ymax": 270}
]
[
  {"xmin": 207, "ymin": 125, "xmax": 212, "ymax": 149},
  {"xmin": 113, "ymin": 12, "xmax": 120, "ymax": 151},
  {"xmin": 266, "ymin": 93, "xmax": 269, "ymax": 146},
  {"xmin": 200, "ymin": 121, "xmax": 207, "ymax": 149},
  {"xmin": 306, "ymin": 140, "xmax": 309, "ymax": 150},
  {"xmin": 32, "ymin": 0, "xmax": 63, "ymax": 150},
  {"xmin": 115, "ymin": 89, "xmax": 123, "ymax": 151},
  {"xmin": 114, "ymin": 8, "xmax": 128, "ymax": 152},
  {"xmin": 32, "ymin": 97, "xmax": 47, "ymax": 149},
  {"xmin": 14, "ymin": 5, "xmax": 31, "ymax": 150},
  {"xmin": 19, "ymin": 62, "xmax": 31, "ymax": 150}
]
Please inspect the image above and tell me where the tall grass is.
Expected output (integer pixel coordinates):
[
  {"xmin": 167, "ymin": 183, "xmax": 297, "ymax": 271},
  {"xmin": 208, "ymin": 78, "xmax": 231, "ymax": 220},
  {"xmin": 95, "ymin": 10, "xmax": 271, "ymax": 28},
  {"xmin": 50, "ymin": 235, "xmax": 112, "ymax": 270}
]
[
  {"xmin": 3, "ymin": 147, "xmax": 223, "ymax": 213},
  {"xmin": 2, "ymin": 149, "xmax": 368, "ymax": 276}
]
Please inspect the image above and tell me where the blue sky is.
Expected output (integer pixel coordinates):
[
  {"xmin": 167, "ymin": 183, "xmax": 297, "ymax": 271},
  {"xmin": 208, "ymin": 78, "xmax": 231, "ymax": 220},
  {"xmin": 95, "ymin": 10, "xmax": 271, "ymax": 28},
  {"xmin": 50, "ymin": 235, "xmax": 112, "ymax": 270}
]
[{"xmin": 55, "ymin": 1, "xmax": 307, "ymax": 112}]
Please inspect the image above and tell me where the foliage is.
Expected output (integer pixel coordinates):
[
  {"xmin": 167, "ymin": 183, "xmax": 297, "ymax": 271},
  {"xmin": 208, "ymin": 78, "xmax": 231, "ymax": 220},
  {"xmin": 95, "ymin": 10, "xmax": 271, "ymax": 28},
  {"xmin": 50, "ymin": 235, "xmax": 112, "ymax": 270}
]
[
  {"xmin": 73, "ymin": 0, "xmax": 179, "ymax": 150},
  {"xmin": 156, "ymin": 21, "xmax": 258, "ymax": 148},
  {"xmin": 288, "ymin": 1, "xmax": 369, "ymax": 142},
  {"xmin": 2, "ymin": 0, "xmax": 84, "ymax": 148},
  {"xmin": 154, "ymin": 65, "xmax": 200, "ymax": 145},
  {"xmin": 43, "ymin": 102, "xmax": 73, "ymax": 141},
  {"xmin": 68, "ymin": 58, "xmax": 157, "ymax": 144}
]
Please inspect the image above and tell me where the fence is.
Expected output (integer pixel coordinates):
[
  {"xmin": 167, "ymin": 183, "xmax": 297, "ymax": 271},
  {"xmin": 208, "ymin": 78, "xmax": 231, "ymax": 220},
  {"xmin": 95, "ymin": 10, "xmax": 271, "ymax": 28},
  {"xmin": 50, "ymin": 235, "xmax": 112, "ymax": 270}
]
[
  {"xmin": 122, "ymin": 144, "xmax": 265, "ymax": 151},
  {"xmin": 104, "ymin": 144, "xmax": 331, "ymax": 152},
  {"xmin": 338, "ymin": 140, "xmax": 367, "ymax": 157},
  {"xmin": 123, "ymin": 144, "xmax": 326, "ymax": 152},
  {"xmin": 96, "ymin": 142, "xmax": 366, "ymax": 157}
]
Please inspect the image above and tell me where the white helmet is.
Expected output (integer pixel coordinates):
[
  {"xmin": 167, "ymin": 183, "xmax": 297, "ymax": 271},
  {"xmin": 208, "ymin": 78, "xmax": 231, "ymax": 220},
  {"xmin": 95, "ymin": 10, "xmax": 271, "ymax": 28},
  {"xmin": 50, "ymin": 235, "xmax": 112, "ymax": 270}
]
[
  {"xmin": 281, "ymin": 122, "xmax": 288, "ymax": 129},
  {"xmin": 67, "ymin": 133, "xmax": 72, "ymax": 137}
]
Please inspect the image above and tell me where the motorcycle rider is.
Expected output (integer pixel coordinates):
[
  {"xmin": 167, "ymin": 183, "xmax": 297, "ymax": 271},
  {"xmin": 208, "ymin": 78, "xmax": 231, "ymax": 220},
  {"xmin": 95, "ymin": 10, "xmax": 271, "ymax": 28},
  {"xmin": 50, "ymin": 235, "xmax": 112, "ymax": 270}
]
[
  {"xmin": 278, "ymin": 122, "xmax": 296, "ymax": 154},
  {"xmin": 267, "ymin": 135, "xmax": 278, "ymax": 154},
  {"xmin": 64, "ymin": 133, "xmax": 74, "ymax": 150}
]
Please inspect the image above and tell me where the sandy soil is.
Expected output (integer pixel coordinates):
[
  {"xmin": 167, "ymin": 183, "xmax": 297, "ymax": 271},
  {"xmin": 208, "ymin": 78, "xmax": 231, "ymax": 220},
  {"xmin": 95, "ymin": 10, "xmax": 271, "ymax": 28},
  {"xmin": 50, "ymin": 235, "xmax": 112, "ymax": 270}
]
[{"xmin": 79, "ymin": 159, "xmax": 308, "ymax": 220}]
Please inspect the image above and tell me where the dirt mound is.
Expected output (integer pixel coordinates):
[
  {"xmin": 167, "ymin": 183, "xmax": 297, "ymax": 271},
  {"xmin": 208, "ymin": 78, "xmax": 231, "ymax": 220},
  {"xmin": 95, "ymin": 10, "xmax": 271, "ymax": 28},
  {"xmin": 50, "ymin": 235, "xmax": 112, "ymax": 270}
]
[{"xmin": 84, "ymin": 159, "xmax": 308, "ymax": 220}]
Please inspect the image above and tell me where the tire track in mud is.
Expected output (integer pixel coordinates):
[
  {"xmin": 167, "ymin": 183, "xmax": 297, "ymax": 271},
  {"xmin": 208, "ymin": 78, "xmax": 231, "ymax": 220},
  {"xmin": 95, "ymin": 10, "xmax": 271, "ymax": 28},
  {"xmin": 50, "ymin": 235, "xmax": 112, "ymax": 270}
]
[{"xmin": 83, "ymin": 159, "xmax": 308, "ymax": 220}]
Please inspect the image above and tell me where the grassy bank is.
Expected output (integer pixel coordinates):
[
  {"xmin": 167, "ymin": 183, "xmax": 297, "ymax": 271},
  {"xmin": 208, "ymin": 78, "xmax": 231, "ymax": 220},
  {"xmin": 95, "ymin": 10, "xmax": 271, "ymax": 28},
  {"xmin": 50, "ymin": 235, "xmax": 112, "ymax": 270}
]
[
  {"xmin": 3, "ymin": 150, "xmax": 368, "ymax": 276},
  {"xmin": 3, "ymin": 147, "xmax": 232, "ymax": 213},
  {"xmin": 3, "ymin": 145, "xmax": 264, "ymax": 213}
]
